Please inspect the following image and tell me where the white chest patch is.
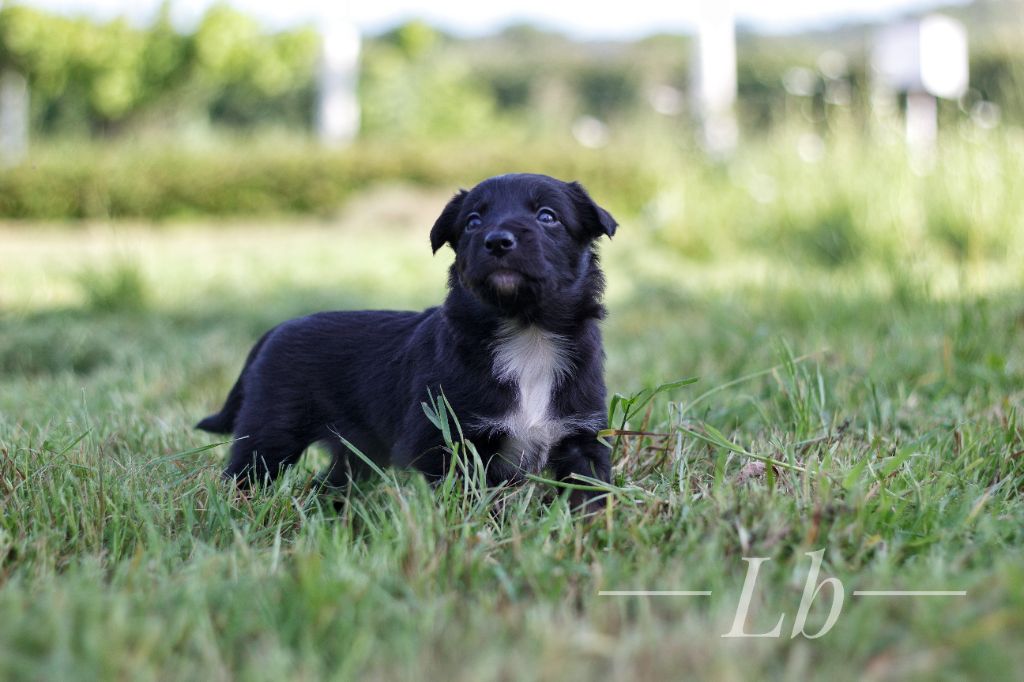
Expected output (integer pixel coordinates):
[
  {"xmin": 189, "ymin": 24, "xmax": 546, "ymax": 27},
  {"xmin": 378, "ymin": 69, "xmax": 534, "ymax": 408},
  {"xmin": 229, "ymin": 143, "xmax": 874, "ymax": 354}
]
[{"xmin": 488, "ymin": 322, "xmax": 573, "ymax": 474}]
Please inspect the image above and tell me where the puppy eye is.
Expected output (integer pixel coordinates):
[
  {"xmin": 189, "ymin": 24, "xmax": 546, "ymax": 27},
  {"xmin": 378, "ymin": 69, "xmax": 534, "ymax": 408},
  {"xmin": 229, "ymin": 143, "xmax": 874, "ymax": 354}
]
[
  {"xmin": 537, "ymin": 208, "xmax": 559, "ymax": 224},
  {"xmin": 466, "ymin": 213, "xmax": 483, "ymax": 231}
]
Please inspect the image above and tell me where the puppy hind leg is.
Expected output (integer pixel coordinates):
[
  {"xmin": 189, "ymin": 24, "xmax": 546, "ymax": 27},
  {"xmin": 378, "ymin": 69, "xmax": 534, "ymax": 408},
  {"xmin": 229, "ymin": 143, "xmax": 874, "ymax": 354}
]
[
  {"xmin": 314, "ymin": 436, "xmax": 373, "ymax": 490},
  {"xmin": 314, "ymin": 454, "xmax": 356, "ymax": 491},
  {"xmin": 223, "ymin": 429, "xmax": 307, "ymax": 487}
]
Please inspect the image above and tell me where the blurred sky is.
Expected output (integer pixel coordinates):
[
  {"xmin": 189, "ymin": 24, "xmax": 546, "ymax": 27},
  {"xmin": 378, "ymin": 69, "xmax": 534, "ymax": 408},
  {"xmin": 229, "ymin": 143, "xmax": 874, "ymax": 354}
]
[{"xmin": 17, "ymin": 0, "xmax": 967, "ymax": 37}]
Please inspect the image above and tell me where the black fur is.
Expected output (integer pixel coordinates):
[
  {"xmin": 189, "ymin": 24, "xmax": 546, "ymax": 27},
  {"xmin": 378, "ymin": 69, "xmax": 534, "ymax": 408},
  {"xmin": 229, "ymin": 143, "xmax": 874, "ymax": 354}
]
[{"xmin": 197, "ymin": 173, "xmax": 617, "ymax": 509}]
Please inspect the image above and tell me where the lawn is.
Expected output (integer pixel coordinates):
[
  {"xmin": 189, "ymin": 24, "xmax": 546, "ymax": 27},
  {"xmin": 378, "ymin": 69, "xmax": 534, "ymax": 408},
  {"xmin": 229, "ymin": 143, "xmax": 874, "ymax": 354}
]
[{"xmin": 1, "ymin": 184, "xmax": 1022, "ymax": 680}]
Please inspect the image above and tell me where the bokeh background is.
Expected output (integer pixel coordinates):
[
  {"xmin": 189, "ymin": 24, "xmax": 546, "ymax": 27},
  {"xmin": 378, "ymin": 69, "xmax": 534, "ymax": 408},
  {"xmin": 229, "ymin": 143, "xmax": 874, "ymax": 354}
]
[{"xmin": 0, "ymin": 0, "xmax": 1020, "ymax": 232}]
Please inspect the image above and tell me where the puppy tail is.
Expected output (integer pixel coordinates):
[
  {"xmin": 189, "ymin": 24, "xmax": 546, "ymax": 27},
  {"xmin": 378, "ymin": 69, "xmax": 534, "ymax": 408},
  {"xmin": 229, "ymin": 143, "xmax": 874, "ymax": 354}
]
[
  {"xmin": 195, "ymin": 405, "xmax": 237, "ymax": 434},
  {"xmin": 195, "ymin": 328, "xmax": 272, "ymax": 434}
]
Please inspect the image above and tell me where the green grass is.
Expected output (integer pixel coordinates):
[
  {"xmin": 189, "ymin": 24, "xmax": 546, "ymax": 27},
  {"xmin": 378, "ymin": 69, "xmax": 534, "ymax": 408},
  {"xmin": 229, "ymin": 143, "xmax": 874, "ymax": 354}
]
[{"xmin": 1, "ymin": 182, "xmax": 1023, "ymax": 680}]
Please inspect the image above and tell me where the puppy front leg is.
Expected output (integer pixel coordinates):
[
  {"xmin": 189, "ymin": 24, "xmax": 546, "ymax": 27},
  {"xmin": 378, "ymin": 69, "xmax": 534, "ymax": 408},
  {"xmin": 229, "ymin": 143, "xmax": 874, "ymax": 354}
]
[{"xmin": 549, "ymin": 432, "xmax": 612, "ymax": 513}]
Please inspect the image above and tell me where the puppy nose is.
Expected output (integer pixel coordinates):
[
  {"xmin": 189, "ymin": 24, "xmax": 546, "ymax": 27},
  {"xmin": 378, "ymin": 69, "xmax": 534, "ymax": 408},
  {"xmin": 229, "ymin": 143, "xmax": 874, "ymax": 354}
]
[{"xmin": 484, "ymin": 230, "xmax": 517, "ymax": 254}]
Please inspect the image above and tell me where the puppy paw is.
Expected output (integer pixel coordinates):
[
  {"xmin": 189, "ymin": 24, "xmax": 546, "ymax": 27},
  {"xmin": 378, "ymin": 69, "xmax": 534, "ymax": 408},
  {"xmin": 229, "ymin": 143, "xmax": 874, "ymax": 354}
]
[{"xmin": 569, "ymin": 488, "xmax": 609, "ymax": 516}]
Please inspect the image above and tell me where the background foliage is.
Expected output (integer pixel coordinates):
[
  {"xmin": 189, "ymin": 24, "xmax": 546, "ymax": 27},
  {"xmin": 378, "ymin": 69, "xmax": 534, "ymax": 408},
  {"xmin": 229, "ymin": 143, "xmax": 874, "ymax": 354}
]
[
  {"xmin": 0, "ymin": 3, "xmax": 319, "ymax": 132},
  {"xmin": 1, "ymin": 2, "xmax": 1022, "ymax": 137}
]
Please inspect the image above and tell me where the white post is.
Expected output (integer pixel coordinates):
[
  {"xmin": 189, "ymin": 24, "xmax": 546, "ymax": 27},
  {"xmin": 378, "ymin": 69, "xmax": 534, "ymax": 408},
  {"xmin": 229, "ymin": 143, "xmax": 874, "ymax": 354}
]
[
  {"xmin": 872, "ymin": 15, "xmax": 968, "ymax": 163},
  {"xmin": 692, "ymin": 0, "xmax": 738, "ymax": 156},
  {"xmin": 317, "ymin": 20, "xmax": 361, "ymax": 147},
  {"xmin": 905, "ymin": 91, "xmax": 937, "ymax": 164},
  {"xmin": 0, "ymin": 68, "xmax": 29, "ymax": 168}
]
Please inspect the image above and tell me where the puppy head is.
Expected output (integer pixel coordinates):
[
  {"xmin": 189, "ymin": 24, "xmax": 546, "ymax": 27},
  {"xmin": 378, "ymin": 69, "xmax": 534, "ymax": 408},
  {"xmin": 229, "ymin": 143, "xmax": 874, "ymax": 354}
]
[{"xmin": 430, "ymin": 174, "xmax": 617, "ymax": 315}]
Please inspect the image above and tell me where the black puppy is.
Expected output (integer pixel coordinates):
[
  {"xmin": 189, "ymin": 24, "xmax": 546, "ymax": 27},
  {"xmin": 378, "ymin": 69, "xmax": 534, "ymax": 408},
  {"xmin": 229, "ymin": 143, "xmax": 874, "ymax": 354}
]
[{"xmin": 197, "ymin": 173, "xmax": 617, "ymax": 508}]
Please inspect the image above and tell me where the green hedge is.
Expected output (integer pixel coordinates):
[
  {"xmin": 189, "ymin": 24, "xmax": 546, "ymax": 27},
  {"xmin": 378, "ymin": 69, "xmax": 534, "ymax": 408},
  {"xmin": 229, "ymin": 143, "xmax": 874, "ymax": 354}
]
[
  {"xmin": 0, "ymin": 140, "xmax": 659, "ymax": 220},
  {"xmin": 3, "ymin": 129, "xmax": 1022, "ymax": 273}
]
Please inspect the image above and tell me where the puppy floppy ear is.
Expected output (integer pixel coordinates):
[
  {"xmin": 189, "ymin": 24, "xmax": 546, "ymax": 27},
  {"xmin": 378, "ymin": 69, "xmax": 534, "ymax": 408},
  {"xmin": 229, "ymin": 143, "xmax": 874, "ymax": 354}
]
[
  {"xmin": 567, "ymin": 181, "xmax": 617, "ymax": 239},
  {"xmin": 430, "ymin": 190, "xmax": 468, "ymax": 253}
]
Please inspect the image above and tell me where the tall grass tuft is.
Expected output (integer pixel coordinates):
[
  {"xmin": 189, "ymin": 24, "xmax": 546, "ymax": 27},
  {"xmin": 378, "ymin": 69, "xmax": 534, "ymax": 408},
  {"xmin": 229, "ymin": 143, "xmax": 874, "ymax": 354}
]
[{"xmin": 75, "ymin": 260, "xmax": 149, "ymax": 313}]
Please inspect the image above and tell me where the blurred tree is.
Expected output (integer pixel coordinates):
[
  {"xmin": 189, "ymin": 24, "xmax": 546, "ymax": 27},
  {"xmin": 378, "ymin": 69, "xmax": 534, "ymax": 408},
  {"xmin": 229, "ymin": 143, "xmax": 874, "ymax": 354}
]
[
  {"xmin": 0, "ymin": 4, "xmax": 1020, "ymax": 141},
  {"xmin": 0, "ymin": 4, "xmax": 319, "ymax": 134},
  {"xmin": 360, "ymin": 21, "xmax": 497, "ymax": 139},
  {"xmin": 573, "ymin": 63, "xmax": 639, "ymax": 120}
]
